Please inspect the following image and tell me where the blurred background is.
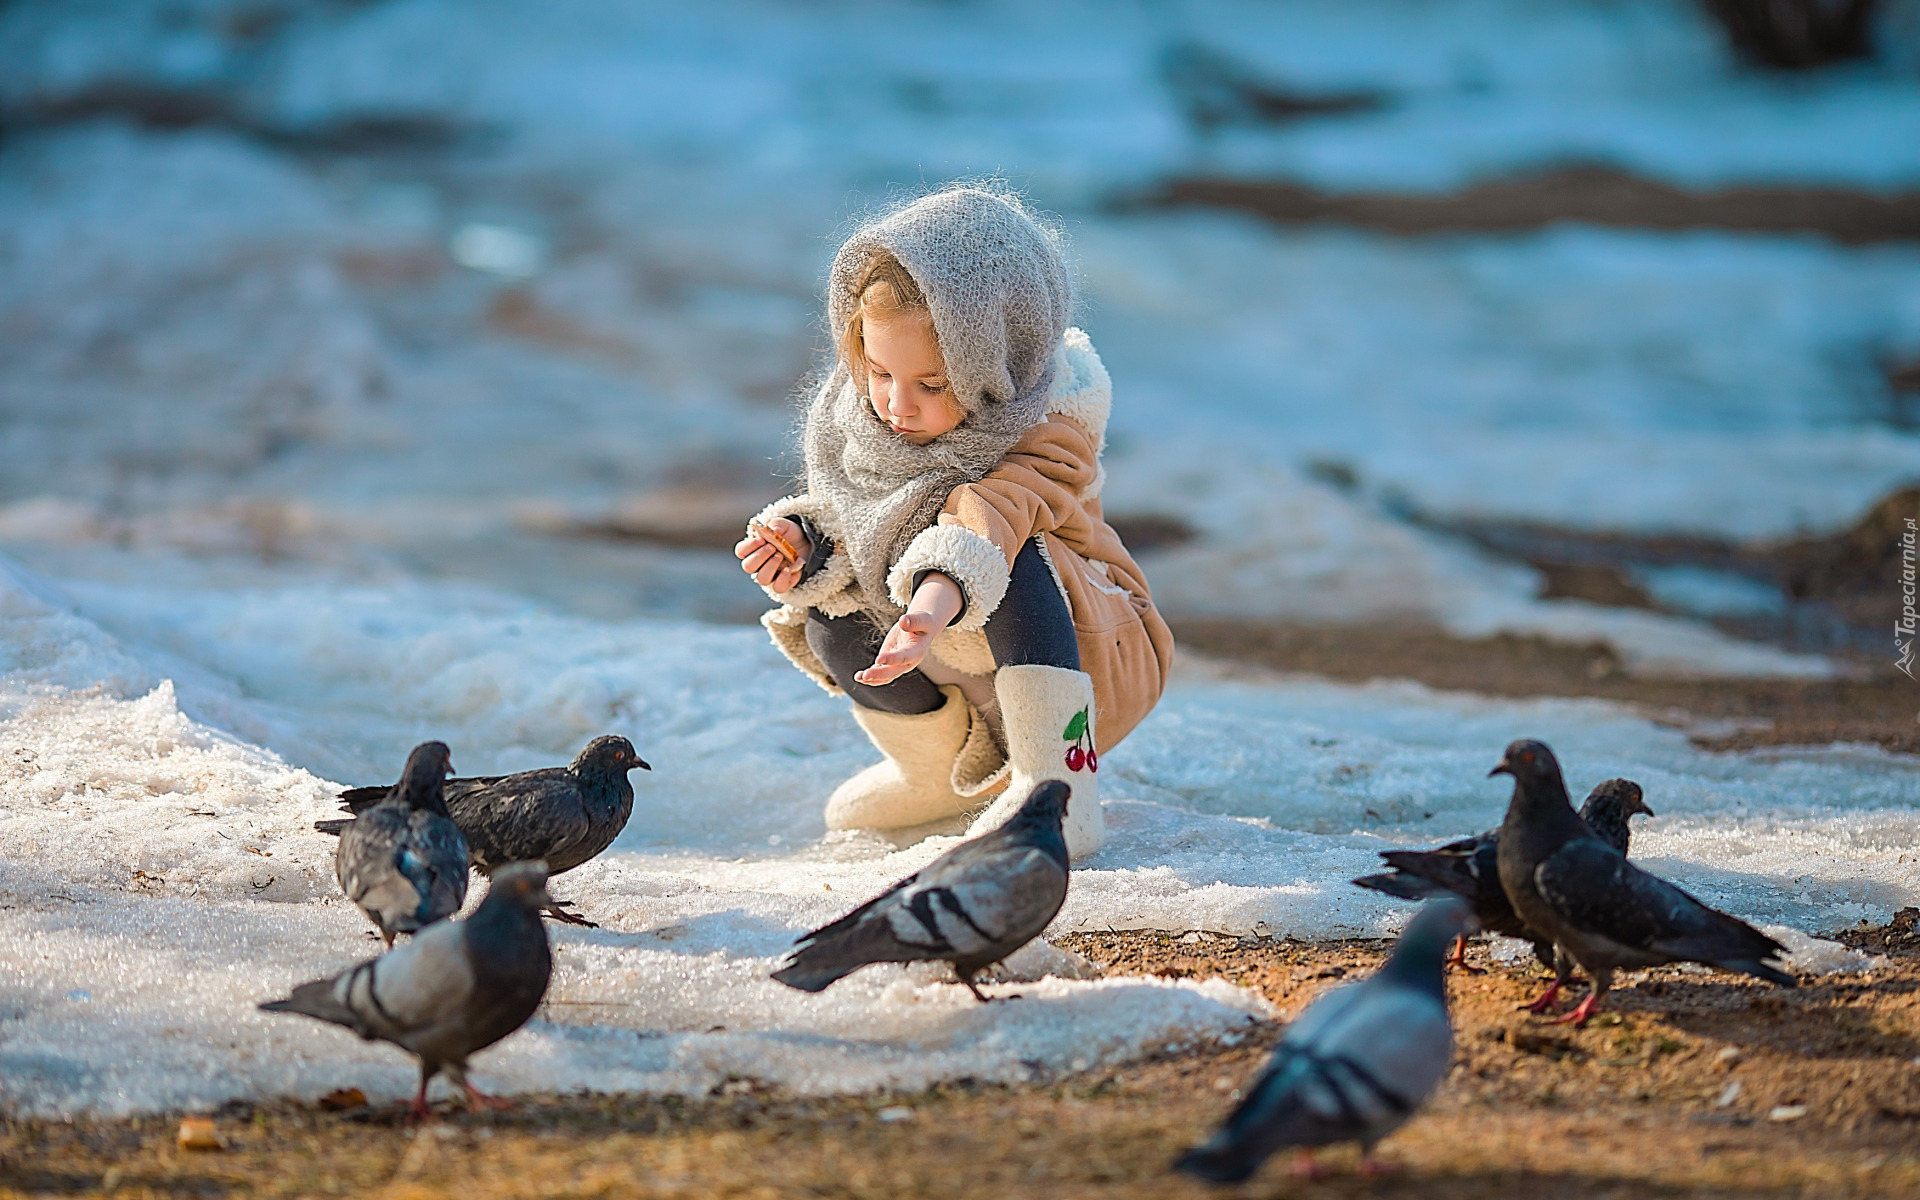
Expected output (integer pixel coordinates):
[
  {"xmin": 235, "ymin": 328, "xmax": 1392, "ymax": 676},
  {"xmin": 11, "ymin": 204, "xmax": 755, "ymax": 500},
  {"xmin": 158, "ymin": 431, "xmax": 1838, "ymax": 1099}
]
[{"xmin": 2, "ymin": 0, "xmax": 1918, "ymax": 674}]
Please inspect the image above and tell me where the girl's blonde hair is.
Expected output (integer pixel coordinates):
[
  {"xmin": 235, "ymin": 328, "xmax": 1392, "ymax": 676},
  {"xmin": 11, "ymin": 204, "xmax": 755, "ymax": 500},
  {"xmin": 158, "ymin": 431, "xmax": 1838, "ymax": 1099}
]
[{"xmin": 838, "ymin": 251, "xmax": 936, "ymax": 383}]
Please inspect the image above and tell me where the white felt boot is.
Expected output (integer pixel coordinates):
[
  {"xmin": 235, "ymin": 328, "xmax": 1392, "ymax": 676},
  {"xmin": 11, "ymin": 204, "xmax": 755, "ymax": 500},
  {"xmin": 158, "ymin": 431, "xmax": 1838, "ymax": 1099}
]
[
  {"xmin": 966, "ymin": 664, "xmax": 1103, "ymax": 861},
  {"xmin": 824, "ymin": 685, "xmax": 975, "ymax": 831}
]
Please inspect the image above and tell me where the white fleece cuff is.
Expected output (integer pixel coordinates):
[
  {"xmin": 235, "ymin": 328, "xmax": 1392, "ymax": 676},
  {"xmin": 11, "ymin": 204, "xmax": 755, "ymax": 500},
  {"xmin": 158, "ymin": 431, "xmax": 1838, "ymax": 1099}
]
[
  {"xmin": 748, "ymin": 494, "xmax": 853, "ymax": 608},
  {"xmin": 1046, "ymin": 328, "xmax": 1111, "ymax": 453},
  {"xmin": 888, "ymin": 523, "xmax": 1010, "ymax": 633}
]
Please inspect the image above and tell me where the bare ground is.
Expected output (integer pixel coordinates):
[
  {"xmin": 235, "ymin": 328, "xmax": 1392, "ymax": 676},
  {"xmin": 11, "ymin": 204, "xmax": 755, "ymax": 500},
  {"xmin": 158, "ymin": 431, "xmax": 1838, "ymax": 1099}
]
[
  {"xmin": 7, "ymin": 918, "xmax": 1920, "ymax": 1200},
  {"xmin": 1172, "ymin": 620, "xmax": 1920, "ymax": 756}
]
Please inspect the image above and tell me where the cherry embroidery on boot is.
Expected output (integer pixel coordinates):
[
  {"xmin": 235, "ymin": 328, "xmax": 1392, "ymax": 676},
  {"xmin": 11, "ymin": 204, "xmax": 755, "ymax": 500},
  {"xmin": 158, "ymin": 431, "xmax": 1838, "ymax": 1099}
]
[{"xmin": 1062, "ymin": 708, "xmax": 1096, "ymax": 773}]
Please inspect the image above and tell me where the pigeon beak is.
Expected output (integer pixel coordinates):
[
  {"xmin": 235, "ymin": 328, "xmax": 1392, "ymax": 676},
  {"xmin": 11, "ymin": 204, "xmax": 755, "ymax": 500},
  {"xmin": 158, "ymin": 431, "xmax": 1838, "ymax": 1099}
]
[
  {"xmin": 1488, "ymin": 759, "xmax": 1513, "ymax": 778},
  {"xmin": 636, "ymin": 756, "xmax": 651, "ymax": 771},
  {"xmin": 1638, "ymin": 802, "xmax": 1656, "ymax": 818}
]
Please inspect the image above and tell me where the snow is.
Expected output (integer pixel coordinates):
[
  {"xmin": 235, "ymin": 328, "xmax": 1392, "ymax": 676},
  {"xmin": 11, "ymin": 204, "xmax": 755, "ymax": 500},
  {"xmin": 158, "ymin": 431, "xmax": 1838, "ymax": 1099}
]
[
  {"xmin": 3, "ymin": 0, "xmax": 1919, "ymax": 1118},
  {"xmin": 5, "ymin": 558, "xmax": 1916, "ymax": 1116}
]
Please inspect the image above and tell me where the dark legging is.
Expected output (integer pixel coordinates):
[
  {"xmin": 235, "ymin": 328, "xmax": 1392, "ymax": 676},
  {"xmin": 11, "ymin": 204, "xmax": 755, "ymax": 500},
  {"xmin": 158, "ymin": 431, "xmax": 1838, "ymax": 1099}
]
[{"xmin": 806, "ymin": 539, "xmax": 1078, "ymax": 715}]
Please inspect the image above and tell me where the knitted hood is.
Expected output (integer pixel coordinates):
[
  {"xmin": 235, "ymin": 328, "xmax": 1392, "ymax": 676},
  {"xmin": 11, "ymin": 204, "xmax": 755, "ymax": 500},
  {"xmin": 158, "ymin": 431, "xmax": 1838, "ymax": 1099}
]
[
  {"xmin": 798, "ymin": 187, "xmax": 1078, "ymax": 618},
  {"xmin": 827, "ymin": 187, "xmax": 1073, "ymax": 418}
]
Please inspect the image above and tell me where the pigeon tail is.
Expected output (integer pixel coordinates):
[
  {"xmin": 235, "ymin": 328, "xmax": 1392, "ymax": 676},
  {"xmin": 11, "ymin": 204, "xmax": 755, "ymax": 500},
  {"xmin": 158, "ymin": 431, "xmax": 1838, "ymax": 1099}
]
[
  {"xmin": 337, "ymin": 786, "xmax": 387, "ymax": 815},
  {"xmin": 1351, "ymin": 871, "xmax": 1445, "ymax": 902},
  {"xmin": 1171, "ymin": 1143, "xmax": 1263, "ymax": 1184},
  {"xmin": 769, "ymin": 956, "xmax": 858, "ymax": 994},
  {"xmin": 1379, "ymin": 848, "xmax": 1480, "ymax": 895},
  {"xmin": 314, "ymin": 818, "xmax": 350, "ymax": 837},
  {"xmin": 258, "ymin": 978, "xmax": 359, "ymax": 1030},
  {"xmin": 1716, "ymin": 957, "xmax": 1797, "ymax": 988}
]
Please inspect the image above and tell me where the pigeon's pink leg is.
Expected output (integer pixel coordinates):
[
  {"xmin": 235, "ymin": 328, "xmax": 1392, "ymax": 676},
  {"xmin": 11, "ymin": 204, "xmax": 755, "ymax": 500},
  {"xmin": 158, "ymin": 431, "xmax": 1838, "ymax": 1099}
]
[
  {"xmin": 1288, "ymin": 1149, "xmax": 1329, "ymax": 1179},
  {"xmin": 463, "ymin": 1082, "xmax": 516, "ymax": 1111},
  {"xmin": 406, "ymin": 1079, "xmax": 434, "ymax": 1123},
  {"xmin": 1446, "ymin": 934, "xmax": 1485, "ymax": 974},
  {"xmin": 1549, "ymin": 991, "xmax": 1605, "ymax": 1027},
  {"xmin": 1356, "ymin": 1155, "xmax": 1400, "ymax": 1176},
  {"xmin": 1519, "ymin": 980, "xmax": 1564, "ymax": 1012}
]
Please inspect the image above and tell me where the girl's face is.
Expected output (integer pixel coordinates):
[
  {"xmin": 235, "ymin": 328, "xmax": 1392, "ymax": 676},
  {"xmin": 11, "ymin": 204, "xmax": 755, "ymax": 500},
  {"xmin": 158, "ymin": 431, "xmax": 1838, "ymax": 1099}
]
[{"xmin": 863, "ymin": 312, "xmax": 962, "ymax": 444}]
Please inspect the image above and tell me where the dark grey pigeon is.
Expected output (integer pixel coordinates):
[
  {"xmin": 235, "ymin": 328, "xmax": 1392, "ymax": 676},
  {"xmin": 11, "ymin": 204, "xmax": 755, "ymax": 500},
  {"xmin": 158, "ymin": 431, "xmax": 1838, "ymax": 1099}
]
[
  {"xmin": 1353, "ymin": 778, "xmax": 1652, "ymax": 972},
  {"xmin": 772, "ymin": 780, "xmax": 1071, "ymax": 1002},
  {"xmin": 333, "ymin": 741, "xmax": 469, "ymax": 948},
  {"xmin": 261, "ymin": 862, "xmax": 554, "ymax": 1119},
  {"xmin": 1175, "ymin": 899, "xmax": 1474, "ymax": 1183},
  {"xmin": 320, "ymin": 734, "xmax": 648, "ymax": 927},
  {"xmin": 1493, "ymin": 738, "xmax": 1794, "ymax": 1026}
]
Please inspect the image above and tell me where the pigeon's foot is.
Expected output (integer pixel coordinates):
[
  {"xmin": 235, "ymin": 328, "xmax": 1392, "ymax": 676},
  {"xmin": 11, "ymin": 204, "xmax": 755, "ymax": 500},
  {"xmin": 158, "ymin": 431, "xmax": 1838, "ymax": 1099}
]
[
  {"xmin": 462, "ymin": 1083, "xmax": 516, "ymax": 1112},
  {"xmin": 541, "ymin": 901, "xmax": 599, "ymax": 929},
  {"xmin": 1288, "ymin": 1150, "xmax": 1330, "ymax": 1179},
  {"xmin": 1356, "ymin": 1155, "xmax": 1400, "ymax": 1176},
  {"xmin": 1446, "ymin": 934, "xmax": 1485, "ymax": 974},
  {"xmin": 960, "ymin": 975, "xmax": 994, "ymax": 1004},
  {"xmin": 1549, "ymin": 992, "xmax": 1604, "ymax": 1027},
  {"xmin": 1519, "ymin": 980, "xmax": 1565, "ymax": 1013},
  {"xmin": 405, "ymin": 1085, "xmax": 434, "ymax": 1124}
]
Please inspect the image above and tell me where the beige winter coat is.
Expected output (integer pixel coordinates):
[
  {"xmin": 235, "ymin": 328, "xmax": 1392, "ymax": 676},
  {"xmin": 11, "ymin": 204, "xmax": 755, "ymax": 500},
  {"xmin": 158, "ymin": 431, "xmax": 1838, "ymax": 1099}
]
[{"xmin": 753, "ymin": 330, "xmax": 1173, "ymax": 784}]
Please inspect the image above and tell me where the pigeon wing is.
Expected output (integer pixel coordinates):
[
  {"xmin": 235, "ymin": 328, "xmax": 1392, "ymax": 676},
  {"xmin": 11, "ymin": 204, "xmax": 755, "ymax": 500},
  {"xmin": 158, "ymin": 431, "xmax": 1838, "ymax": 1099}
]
[
  {"xmin": 890, "ymin": 846, "xmax": 1068, "ymax": 960},
  {"xmin": 336, "ymin": 806, "xmax": 417, "ymax": 930},
  {"xmin": 1177, "ymin": 980, "xmax": 1448, "ymax": 1182},
  {"xmin": 410, "ymin": 811, "xmax": 471, "ymax": 921},
  {"xmin": 260, "ymin": 919, "xmax": 474, "ymax": 1044},
  {"xmin": 346, "ymin": 919, "xmax": 478, "ymax": 1042},
  {"xmin": 445, "ymin": 773, "xmax": 590, "ymax": 870},
  {"xmin": 1534, "ymin": 839, "xmax": 1789, "ymax": 978}
]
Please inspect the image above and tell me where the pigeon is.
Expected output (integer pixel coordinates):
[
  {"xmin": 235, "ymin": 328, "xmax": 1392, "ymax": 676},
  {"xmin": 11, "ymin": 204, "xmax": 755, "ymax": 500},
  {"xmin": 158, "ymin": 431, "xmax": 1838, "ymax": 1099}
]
[
  {"xmin": 1353, "ymin": 778, "xmax": 1652, "ymax": 972},
  {"xmin": 261, "ymin": 862, "xmax": 554, "ymax": 1119},
  {"xmin": 772, "ymin": 780, "xmax": 1071, "ymax": 1001},
  {"xmin": 319, "ymin": 734, "xmax": 648, "ymax": 926},
  {"xmin": 1174, "ymin": 899, "xmax": 1474, "ymax": 1183},
  {"xmin": 333, "ymin": 741, "xmax": 469, "ymax": 949},
  {"xmin": 1493, "ymin": 738, "xmax": 1794, "ymax": 1026}
]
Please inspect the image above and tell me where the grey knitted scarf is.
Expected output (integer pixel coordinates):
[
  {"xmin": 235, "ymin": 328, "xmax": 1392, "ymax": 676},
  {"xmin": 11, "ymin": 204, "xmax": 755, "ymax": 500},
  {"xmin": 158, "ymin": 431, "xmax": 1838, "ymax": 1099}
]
[{"xmin": 803, "ymin": 187, "xmax": 1073, "ymax": 618}]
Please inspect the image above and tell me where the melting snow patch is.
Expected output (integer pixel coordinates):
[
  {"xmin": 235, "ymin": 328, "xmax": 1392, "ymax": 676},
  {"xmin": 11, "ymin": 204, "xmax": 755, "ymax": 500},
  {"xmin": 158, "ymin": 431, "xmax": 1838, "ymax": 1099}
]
[
  {"xmin": 1761, "ymin": 925, "xmax": 1887, "ymax": 976},
  {"xmin": 3, "ymin": 559, "xmax": 1917, "ymax": 1115}
]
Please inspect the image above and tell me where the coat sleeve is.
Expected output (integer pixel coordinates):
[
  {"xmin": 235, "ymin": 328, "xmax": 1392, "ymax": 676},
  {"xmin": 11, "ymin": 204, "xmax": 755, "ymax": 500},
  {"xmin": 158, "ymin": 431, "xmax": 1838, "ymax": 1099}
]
[
  {"xmin": 886, "ymin": 416, "xmax": 1102, "ymax": 632},
  {"xmin": 746, "ymin": 494, "xmax": 856, "ymax": 610}
]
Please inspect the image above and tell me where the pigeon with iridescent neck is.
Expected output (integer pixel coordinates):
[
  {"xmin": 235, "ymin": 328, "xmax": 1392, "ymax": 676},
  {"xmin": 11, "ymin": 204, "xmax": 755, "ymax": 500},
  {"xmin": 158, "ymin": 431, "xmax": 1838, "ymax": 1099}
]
[{"xmin": 1493, "ymin": 738, "xmax": 1793, "ymax": 1026}]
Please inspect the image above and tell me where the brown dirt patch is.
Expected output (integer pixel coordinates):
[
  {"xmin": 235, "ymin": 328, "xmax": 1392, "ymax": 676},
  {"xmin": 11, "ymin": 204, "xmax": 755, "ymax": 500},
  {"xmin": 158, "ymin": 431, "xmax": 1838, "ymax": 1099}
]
[
  {"xmin": 9, "ymin": 924, "xmax": 1920, "ymax": 1198},
  {"xmin": 1146, "ymin": 168, "xmax": 1920, "ymax": 243},
  {"xmin": 1170, "ymin": 620, "xmax": 1920, "ymax": 755}
]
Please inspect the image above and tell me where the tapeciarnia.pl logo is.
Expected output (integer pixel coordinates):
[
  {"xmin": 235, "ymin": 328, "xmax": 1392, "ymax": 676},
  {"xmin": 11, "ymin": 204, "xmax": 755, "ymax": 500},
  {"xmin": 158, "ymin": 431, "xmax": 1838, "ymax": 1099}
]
[{"xmin": 1898, "ymin": 516, "xmax": 1917, "ymax": 680}]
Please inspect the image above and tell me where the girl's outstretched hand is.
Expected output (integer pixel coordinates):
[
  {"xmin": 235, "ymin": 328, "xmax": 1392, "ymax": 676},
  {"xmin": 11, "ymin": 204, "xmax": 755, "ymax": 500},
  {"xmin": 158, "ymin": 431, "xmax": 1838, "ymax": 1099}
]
[
  {"xmin": 735, "ymin": 517, "xmax": 811, "ymax": 594},
  {"xmin": 857, "ymin": 573, "xmax": 963, "ymax": 687}
]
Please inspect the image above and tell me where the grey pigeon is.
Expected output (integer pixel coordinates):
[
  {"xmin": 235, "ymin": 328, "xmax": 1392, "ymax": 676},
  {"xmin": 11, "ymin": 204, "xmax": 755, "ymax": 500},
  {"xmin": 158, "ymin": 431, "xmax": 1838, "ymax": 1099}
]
[
  {"xmin": 772, "ymin": 780, "xmax": 1071, "ymax": 1002},
  {"xmin": 1493, "ymin": 739, "xmax": 1794, "ymax": 1025},
  {"xmin": 320, "ymin": 734, "xmax": 648, "ymax": 927},
  {"xmin": 1174, "ymin": 899, "xmax": 1474, "ymax": 1183},
  {"xmin": 260, "ymin": 862, "xmax": 554, "ymax": 1119},
  {"xmin": 333, "ymin": 741, "xmax": 469, "ymax": 949},
  {"xmin": 1353, "ymin": 778, "xmax": 1651, "ymax": 971}
]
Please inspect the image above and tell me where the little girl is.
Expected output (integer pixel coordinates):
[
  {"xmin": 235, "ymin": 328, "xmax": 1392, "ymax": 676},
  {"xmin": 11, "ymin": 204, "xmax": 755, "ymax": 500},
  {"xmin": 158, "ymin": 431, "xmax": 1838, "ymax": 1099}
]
[{"xmin": 734, "ymin": 187, "xmax": 1173, "ymax": 861}]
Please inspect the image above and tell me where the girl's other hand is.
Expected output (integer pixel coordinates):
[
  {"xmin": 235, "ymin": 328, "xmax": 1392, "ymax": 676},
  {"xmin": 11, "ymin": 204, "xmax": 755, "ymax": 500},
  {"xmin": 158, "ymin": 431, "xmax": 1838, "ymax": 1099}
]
[
  {"xmin": 735, "ymin": 517, "xmax": 811, "ymax": 594},
  {"xmin": 856, "ymin": 573, "xmax": 962, "ymax": 686}
]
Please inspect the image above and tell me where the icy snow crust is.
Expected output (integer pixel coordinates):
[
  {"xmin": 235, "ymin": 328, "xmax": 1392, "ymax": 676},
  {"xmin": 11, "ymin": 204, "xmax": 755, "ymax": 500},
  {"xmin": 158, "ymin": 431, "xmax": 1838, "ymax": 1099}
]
[{"xmin": 4, "ymin": 562, "xmax": 1915, "ymax": 1117}]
